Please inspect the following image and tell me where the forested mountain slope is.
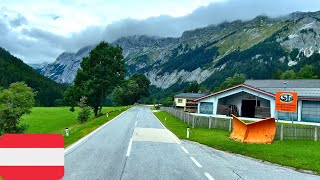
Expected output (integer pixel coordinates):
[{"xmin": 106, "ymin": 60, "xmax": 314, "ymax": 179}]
[{"xmin": 0, "ymin": 48, "xmax": 65, "ymax": 106}]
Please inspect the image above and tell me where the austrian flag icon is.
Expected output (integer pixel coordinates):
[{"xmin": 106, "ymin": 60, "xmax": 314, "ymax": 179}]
[{"xmin": 0, "ymin": 134, "xmax": 64, "ymax": 180}]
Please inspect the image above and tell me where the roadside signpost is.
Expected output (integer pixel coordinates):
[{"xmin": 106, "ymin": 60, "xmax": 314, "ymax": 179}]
[{"xmin": 275, "ymin": 91, "xmax": 298, "ymax": 125}]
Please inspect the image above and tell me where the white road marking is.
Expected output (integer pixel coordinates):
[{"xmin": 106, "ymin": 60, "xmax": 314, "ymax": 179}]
[
  {"xmin": 181, "ymin": 146, "xmax": 189, "ymax": 154},
  {"xmin": 190, "ymin": 157, "xmax": 202, "ymax": 168},
  {"xmin": 204, "ymin": 172, "xmax": 215, "ymax": 180},
  {"xmin": 65, "ymin": 110, "xmax": 129, "ymax": 154},
  {"xmin": 126, "ymin": 138, "xmax": 133, "ymax": 157},
  {"xmin": 135, "ymin": 121, "xmax": 137, "ymax": 126},
  {"xmin": 137, "ymin": 115, "xmax": 139, "ymax": 119},
  {"xmin": 151, "ymin": 112, "xmax": 181, "ymax": 144},
  {"xmin": 132, "ymin": 128, "xmax": 176, "ymax": 143}
]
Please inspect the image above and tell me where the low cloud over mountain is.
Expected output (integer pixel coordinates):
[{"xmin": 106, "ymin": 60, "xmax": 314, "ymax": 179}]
[{"xmin": 1, "ymin": 0, "xmax": 320, "ymax": 63}]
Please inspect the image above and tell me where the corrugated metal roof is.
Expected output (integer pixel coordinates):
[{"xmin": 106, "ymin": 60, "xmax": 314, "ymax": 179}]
[
  {"xmin": 175, "ymin": 93, "xmax": 207, "ymax": 99},
  {"xmin": 245, "ymin": 80, "xmax": 320, "ymax": 98},
  {"xmin": 245, "ymin": 80, "xmax": 320, "ymax": 88}
]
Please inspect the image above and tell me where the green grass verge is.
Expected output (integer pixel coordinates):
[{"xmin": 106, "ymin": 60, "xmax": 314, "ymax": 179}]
[
  {"xmin": 154, "ymin": 111, "xmax": 320, "ymax": 174},
  {"xmin": 22, "ymin": 106, "xmax": 131, "ymax": 147}
]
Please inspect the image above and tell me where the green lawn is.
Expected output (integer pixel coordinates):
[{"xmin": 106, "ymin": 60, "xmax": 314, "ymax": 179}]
[
  {"xmin": 154, "ymin": 111, "xmax": 320, "ymax": 175},
  {"xmin": 22, "ymin": 106, "xmax": 131, "ymax": 147}
]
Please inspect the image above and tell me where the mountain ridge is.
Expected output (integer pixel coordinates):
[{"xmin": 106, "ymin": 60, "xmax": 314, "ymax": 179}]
[{"xmin": 32, "ymin": 10, "xmax": 320, "ymax": 94}]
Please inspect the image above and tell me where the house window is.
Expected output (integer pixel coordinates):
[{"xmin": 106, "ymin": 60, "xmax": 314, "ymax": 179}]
[
  {"xmin": 178, "ymin": 99, "xmax": 183, "ymax": 103},
  {"xmin": 200, "ymin": 102, "xmax": 213, "ymax": 114}
]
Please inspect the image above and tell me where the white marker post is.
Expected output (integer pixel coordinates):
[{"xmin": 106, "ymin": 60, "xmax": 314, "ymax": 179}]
[
  {"xmin": 65, "ymin": 128, "xmax": 69, "ymax": 137},
  {"xmin": 106, "ymin": 112, "xmax": 109, "ymax": 118},
  {"xmin": 187, "ymin": 127, "xmax": 190, "ymax": 139}
]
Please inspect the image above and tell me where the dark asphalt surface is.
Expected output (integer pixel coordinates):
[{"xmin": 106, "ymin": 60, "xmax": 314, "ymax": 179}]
[{"xmin": 64, "ymin": 106, "xmax": 320, "ymax": 180}]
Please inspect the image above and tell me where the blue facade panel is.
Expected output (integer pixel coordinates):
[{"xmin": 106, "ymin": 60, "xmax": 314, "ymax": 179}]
[
  {"xmin": 200, "ymin": 102, "xmax": 213, "ymax": 114},
  {"xmin": 302, "ymin": 101, "xmax": 320, "ymax": 123}
]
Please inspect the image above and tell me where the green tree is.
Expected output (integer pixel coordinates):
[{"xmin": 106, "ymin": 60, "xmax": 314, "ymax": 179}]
[
  {"xmin": 280, "ymin": 70, "xmax": 297, "ymax": 79},
  {"xmin": 113, "ymin": 74, "xmax": 150, "ymax": 105},
  {"xmin": 297, "ymin": 65, "xmax": 318, "ymax": 79},
  {"xmin": 0, "ymin": 48, "xmax": 65, "ymax": 107},
  {"xmin": 113, "ymin": 79, "xmax": 139, "ymax": 105},
  {"xmin": 214, "ymin": 73, "xmax": 246, "ymax": 92},
  {"xmin": 66, "ymin": 41, "xmax": 126, "ymax": 117},
  {"xmin": 273, "ymin": 69, "xmax": 283, "ymax": 79},
  {"xmin": 64, "ymin": 85, "xmax": 78, "ymax": 108},
  {"xmin": 160, "ymin": 96, "xmax": 174, "ymax": 107},
  {"xmin": 130, "ymin": 74, "xmax": 150, "ymax": 102},
  {"xmin": 183, "ymin": 81, "xmax": 207, "ymax": 93},
  {"xmin": 0, "ymin": 82, "xmax": 36, "ymax": 134}
]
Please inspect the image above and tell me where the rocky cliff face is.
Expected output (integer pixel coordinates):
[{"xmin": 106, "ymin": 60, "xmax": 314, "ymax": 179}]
[
  {"xmin": 38, "ymin": 46, "xmax": 94, "ymax": 83},
  {"xmin": 33, "ymin": 11, "xmax": 320, "ymax": 89}
]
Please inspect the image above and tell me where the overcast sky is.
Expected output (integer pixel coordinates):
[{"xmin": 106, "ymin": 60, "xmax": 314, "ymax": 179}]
[{"xmin": 1, "ymin": 0, "xmax": 320, "ymax": 64}]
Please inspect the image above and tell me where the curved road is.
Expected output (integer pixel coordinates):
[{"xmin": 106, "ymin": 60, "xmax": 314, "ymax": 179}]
[{"xmin": 64, "ymin": 106, "xmax": 319, "ymax": 180}]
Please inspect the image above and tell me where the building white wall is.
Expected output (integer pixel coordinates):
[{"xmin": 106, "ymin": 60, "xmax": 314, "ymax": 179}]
[
  {"xmin": 198, "ymin": 86, "xmax": 276, "ymax": 117},
  {"xmin": 221, "ymin": 92, "xmax": 270, "ymax": 116},
  {"xmin": 175, "ymin": 98, "xmax": 186, "ymax": 107}
]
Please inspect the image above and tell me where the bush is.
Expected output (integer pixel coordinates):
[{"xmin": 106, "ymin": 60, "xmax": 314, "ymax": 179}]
[
  {"xmin": 78, "ymin": 107, "xmax": 91, "ymax": 123},
  {"xmin": 69, "ymin": 106, "xmax": 75, "ymax": 112},
  {"xmin": 77, "ymin": 96, "xmax": 91, "ymax": 123}
]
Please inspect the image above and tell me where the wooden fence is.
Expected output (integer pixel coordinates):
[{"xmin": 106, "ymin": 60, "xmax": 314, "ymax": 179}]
[{"xmin": 161, "ymin": 107, "xmax": 319, "ymax": 141}]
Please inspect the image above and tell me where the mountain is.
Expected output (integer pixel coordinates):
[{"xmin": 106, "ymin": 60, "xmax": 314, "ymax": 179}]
[
  {"xmin": 34, "ymin": 11, "xmax": 320, "ymax": 97},
  {"xmin": 0, "ymin": 48, "xmax": 65, "ymax": 106},
  {"xmin": 37, "ymin": 46, "xmax": 94, "ymax": 83}
]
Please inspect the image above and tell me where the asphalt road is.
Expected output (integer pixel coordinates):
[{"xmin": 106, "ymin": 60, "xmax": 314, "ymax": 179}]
[{"xmin": 64, "ymin": 106, "xmax": 320, "ymax": 180}]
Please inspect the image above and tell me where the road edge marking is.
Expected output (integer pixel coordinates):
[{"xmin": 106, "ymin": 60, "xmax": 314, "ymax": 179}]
[
  {"xmin": 181, "ymin": 146, "xmax": 189, "ymax": 154},
  {"xmin": 126, "ymin": 138, "xmax": 133, "ymax": 157},
  {"xmin": 204, "ymin": 172, "xmax": 215, "ymax": 180},
  {"xmin": 151, "ymin": 111, "xmax": 181, "ymax": 144},
  {"xmin": 64, "ymin": 107, "xmax": 131, "ymax": 154},
  {"xmin": 190, "ymin": 157, "xmax": 202, "ymax": 168}
]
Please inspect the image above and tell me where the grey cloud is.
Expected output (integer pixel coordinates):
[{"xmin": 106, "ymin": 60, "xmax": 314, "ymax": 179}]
[
  {"xmin": 52, "ymin": 15, "xmax": 60, "ymax": 20},
  {"xmin": 102, "ymin": 0, "xmax": 320, "ymax": 42},
  {"xmin": 9, "ymin": 14, "xmax": 28, "ymax": 27},
  {"xmin": 1, "ymin": 0, "xmax": 320, "ymax": 64},
  {"xmin": 0, "ymin": 20, "xmax": 9, "ymax": 34}
]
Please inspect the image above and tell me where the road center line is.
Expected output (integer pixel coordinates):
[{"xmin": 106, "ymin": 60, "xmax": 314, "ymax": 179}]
[
  {"xmin": 181, "ymin": 146, "xmax": 189, "ymax": 154},
  {"xmin": 204, "ymin": 172, "xmax": 215, "ymax": 180},
  {"xmin": 190, "ymin": 157, "xmax": 202, "ymax": 168},
  {"xmin": 126, "ymin": 138, "xmax": 133, "ymax": 157},
  {"xmin": 135, "ymin": 121, "xmax": 137, "ymax": 126}
]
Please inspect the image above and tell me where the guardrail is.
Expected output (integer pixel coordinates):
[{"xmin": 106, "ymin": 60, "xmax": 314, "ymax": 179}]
[{"xmin": 160, "ymin": 107, "xmax": 319, "ymax": 141}]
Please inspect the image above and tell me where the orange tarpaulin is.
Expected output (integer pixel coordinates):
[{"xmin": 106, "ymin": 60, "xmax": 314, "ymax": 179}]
[{"xmin": 229, "ymin": 115, "xmax": 276, "ymax": 144}]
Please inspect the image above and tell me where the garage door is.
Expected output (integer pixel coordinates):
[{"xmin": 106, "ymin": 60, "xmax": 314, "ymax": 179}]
[
  {"xmin": 302, "ymin": 101, "xmax": 320, "ymax": 122},
  {"xmin": 200, "ymin": 102, "xmax": 213, "ymax": 114}
]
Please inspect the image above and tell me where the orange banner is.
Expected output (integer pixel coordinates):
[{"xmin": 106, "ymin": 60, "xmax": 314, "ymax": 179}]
[{"xmin": 275, "ymin": 92, "xmax": 298, "ymax": 112}]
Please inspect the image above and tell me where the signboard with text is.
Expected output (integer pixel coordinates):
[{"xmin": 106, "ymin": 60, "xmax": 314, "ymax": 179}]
[{"xmin": 275, "ymin": 92, "xmax": 298, "ymax": 112}]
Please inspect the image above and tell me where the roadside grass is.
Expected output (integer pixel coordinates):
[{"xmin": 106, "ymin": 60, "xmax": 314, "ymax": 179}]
[
  {"xmin": 22, "ymin": 106, "xmax": 131, "ymax": 147},
  {"xmin": 150, "ymin": 106, "xmax": 160, "ymax": 110},
  {"xmin": 150, "ymin": 106, "xmax": 157, "ymax": 110},
  {"xmin": 154, "ymin": 111, "xmax": 320, "ymax": 175}
]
